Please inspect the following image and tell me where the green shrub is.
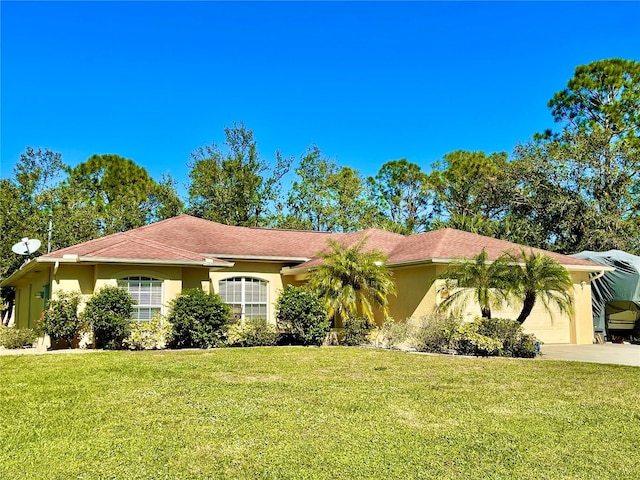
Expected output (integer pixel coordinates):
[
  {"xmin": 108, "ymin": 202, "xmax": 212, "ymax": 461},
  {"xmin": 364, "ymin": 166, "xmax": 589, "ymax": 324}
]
[
  {"xmin": 377, "ymin": 318, "xmax": 409, "ymax": 348},
  {"xmin": 276, "ymin": 286, "xmax": 330, "ymax": 346},
  {"xmin": 512, "ymin": 333, "xmax": 539, "ymax": 358},
  {"xmin": 474, "ymin": 317, "xmax": 539, "ymax": 358},
  {"xmin": 0, "ymin": 325, "xmax": 37, "ymax": 349},
  {"xmin": 453, "ymin": 322, "xmax": 503, "ymax": 356},
  {"xmin": 82, "ymin": 286, "xmax": 134, "ymax": 350},
  {"xmin": 473, "ymin": 317, "xmax": 520, "ymax": 356},
  {"xmin": 167, "ymin": 289, "xmax": 232, "ymax": 348},
  {"xmin": 40, "ymin": 291, "xmax": 82, "ymax": 347},
  {"xmin": 411, "ymin": 313, "xmax": 461, "ymax": 353},
  {"xmin": 226, "ymin": 318, "xmax": 279, "ymax": 347},
  {"xmin": 123, "ymin": 315, "xmax": 173, "ymax": 350},
  {"xmin": 343, "ymin": 316, "xmax": 373, "ymax": 346}
]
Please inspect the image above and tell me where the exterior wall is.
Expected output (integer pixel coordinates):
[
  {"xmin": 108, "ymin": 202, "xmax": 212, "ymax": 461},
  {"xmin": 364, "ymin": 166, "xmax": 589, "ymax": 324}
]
[
  {"xmin": 52, "ymin": 264, "xmax": 95, "ymax": 300},
  {"xmin": 13, "ymin": 267, "xmax": 52, "ymax": 329},
  {"xmin": 569, "ymin": 271, "xmax": 595, "ymax": 345},
  {"xmin": 386, "ymin": 264, "xmax": 442, "ymax": 322},
  {"xmin": 183, "ymin": 267, "xmax": 212, "ymax": 293},
  {"xmin": 10, "ymin": 258, "xmax": 595, "ymax": 345},
  {"xmin": 51, "ymin": 264, "xmax": 210, "ymax": 317},
  {"xmin": 209, "ymin": 261, "xmax": 291, "ymax": 324},
  {"xmin": 94, "ymin": 265, "xmax": 185, "ymax": 316},
  {"xmin": 387, "ymin": 264, "xmax": 593, "ymax": 345},
  {"xmin": 16, "ymin": 261, "xmax": 294, "ymax": 327}
]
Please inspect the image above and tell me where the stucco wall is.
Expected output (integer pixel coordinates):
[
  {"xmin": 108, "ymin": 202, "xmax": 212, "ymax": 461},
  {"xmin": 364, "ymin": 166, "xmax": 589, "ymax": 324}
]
[
  {"xmin": 13, "ymin": 268, "xmax": 51, "ymax": 329},
  {"xmin": 386, "ymin": 264, "xmax": 441, "ymax": 322},
  {"xmin": 11, "ymin": 259, "xmax": 594, "ymax": 345},
  {"xmin": 209, "ymin": 261, "xmax": 293, "ymax": 324},
  {"xmin": 386, "ymin": 264, "xmax": 593, "ymax": 345},
  {"xmin": 94, "ymin": 265, "xmax": 184, "ymax": 316}
]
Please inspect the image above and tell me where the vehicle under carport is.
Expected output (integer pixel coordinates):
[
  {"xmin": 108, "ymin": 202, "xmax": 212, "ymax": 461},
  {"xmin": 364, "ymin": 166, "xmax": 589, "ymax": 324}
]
[{"xmin": 573, "ymin": 250, "xmax": 640, "ymax": 341}]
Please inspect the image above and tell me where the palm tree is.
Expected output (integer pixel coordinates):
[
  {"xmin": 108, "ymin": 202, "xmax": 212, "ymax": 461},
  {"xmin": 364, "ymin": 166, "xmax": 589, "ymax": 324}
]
[
  {"xmin": 437, "ymin": 249, "xmax": 514, "ymax": 319},
  {"xmin": 510, "ymin": 249, "xmax": 573, "ymax": 324},
  {"xmin": 308, "ymin": 238, "xmax": 396, "ymax": 325}
]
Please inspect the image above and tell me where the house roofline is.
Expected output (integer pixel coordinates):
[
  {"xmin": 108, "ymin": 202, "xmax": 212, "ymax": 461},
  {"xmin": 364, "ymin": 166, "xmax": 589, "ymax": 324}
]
[
  {"xmin": 205, "ymin": 254, "xmax": 311, "ymax": 263},
  {"xmin": 1, "ymin": 256, "xmax": 235, "ymax": 287},
  {"xmin": 281, "ymin": 257, "xmax": 614, "ymax": 276},
  {"xmin": 48, "ymin": 255, "xmax": 234, "ymax": 268}
]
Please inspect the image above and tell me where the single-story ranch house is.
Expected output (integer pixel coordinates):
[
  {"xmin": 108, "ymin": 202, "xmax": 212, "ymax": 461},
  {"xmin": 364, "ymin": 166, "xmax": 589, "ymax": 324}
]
[{"xmin": 2, "ymin": 214, "xmax": 611, "ymax": 344}]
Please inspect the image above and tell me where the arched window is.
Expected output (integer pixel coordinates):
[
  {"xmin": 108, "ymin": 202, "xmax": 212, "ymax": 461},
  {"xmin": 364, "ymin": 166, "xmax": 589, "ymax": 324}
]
[
  {"xmin": 218, "ymin": 277, "xmax": 268, "ymax": 321},
  {"xmin": 118, "ymin": 276, "xmax": 163, "ymax": 321}
]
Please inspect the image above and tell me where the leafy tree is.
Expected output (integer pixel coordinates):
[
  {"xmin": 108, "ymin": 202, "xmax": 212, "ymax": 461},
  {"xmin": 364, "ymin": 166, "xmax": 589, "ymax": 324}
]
[
  {"xmin": 147, "ymin": 174, "xmax": 184, "ymax": 222},
  {"xmin": 308, "ymin": 238, "xmax": 396, "ymax": 326},
  {"xmin": 66, "ymin": 154, "xmax": 161, "ymax": 234},
  {"xmin": 331, "ymin": 166, "xmax": 377, "ymax": 232},
  {"xmin": 430, "ymin": 150, "xmax": 512, "ymax": 223},
  {"xmin": 1, "ymin": 148, "xmax": 65, "ymax": 324},
  {"xmin": 187, "ymin": 122, "xmax": 291, "ymax": 226},
  {"xmin": 509, "ymin": 249, "xmax": 573, "ymax": 324},
  {"xmin": 547, "ymin": 58, "xmax": 640, "ymax": 143},
  {"xmin": 366, "ymin": 159, "xmax": 433, "ymax": 234},
  {"xmin": 512, "ymin": 127, "xmax": 640, "ymax": 253},
  {"xmin": 437, "ymin": 249, "xmax": 514, "ymax": 319},
  {"xmin": 279, "ymin": 146, "xmax": 374, "ymax": 232},
  {"xmin": 514, "ymin": 59, "xmax": 640, "ymax": 253}
]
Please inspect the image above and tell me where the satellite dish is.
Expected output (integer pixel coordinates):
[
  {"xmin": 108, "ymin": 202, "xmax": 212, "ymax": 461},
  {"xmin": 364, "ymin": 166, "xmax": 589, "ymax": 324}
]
[{"xmin": 12, "ymin": 237, "xmax": 42, "ymax": 255}]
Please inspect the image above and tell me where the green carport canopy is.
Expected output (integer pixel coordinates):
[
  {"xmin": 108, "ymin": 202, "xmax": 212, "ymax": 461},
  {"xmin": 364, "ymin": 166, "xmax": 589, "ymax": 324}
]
[{"xmin": 572, "ymin": 250, "xmax": 640, "ymax": 332}]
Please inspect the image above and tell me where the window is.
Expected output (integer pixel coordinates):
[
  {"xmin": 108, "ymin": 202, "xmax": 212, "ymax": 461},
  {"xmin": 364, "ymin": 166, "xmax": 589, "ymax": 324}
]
[
  {"xmin": 118, "ymin": 276, "xmax": 162, "ymax": 321},
  {"xmin": 218, "ymin": 277, "xmax": 268, "ymax": 321}
]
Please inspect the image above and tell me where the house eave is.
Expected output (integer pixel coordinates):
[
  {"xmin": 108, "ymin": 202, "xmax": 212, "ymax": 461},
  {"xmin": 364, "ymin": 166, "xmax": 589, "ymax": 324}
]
[
  {"xmin": 281, "ymin": 257, "xmax": 613, "ymax": 275},
  {"xmin": 67, "ymin": 256, "xmax": 234, "ymax": 268},
  {"xmin": 1, "ymin": 256, "xmax": 235, "ymax": 287},
  {"xmin": 0, "ymin": 258, "xmax": 45, "ymax": 287},
  {"xmin": 207, "ymin": 254, "xmax": 311, "ymax": 263}
]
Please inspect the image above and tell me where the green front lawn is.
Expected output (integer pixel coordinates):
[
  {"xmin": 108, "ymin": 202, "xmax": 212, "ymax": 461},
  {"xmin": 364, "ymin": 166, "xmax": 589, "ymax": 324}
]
[{"xmin": 1, "ymin": 348, "xmax": 638, "ymax": 479}]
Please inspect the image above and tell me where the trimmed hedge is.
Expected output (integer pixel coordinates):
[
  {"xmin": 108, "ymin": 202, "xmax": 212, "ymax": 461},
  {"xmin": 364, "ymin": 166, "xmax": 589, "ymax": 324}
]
[
  {"xmin": 276, "ymin": 286, "xmax": 330, "ymax": 346},
  {"xmin": 167, "ymin": 289, "xmax": 232, "ymax": 348},
  {"xmin": 82, "ymin": 286, "xmax": 134, "ymax": 350}
]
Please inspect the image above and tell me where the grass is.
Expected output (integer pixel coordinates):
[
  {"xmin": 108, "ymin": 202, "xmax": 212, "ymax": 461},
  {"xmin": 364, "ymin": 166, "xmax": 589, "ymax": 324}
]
[{"xmin": 1, "ymin": 348, "xmax": 639, "ymax": 479}]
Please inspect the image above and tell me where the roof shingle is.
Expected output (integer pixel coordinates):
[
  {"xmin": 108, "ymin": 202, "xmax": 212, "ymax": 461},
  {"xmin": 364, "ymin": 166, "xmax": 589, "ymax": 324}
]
[{"xmin": 41, "ymin": 214, "xmax": 600, "ymax": 268}]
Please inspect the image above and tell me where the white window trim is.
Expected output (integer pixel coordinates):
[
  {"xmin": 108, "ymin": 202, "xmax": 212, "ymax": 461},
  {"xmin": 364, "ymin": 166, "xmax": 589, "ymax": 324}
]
[
  {"xmin": 218, "ymin": 277, "xmax": 268, "ymax": 321},
  {"xmin": 118, "ymin": 276, "xmax": 163, "ymax": 321}
]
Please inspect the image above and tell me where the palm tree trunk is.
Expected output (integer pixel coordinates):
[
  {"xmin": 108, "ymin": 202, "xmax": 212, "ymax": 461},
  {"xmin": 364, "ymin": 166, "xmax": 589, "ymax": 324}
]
[{"xmin": 517, "ymin": 292, "xmax": 536, "ymax": 324}]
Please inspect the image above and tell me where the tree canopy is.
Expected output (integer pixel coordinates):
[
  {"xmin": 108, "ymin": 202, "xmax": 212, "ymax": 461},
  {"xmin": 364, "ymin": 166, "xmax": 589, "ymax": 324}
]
[{"xmin": 4, "ymin": 57, "xmax": 639, "ymax": 324}]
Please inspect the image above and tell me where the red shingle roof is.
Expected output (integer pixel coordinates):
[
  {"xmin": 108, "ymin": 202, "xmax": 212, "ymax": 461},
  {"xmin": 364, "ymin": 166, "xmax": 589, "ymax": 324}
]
[{"xmin": 41, "ymin": 214, "xmax": 600, "ymax": 268}]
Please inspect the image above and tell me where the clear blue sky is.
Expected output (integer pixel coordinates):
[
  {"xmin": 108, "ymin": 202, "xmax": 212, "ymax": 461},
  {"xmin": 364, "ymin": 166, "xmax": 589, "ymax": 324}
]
[{"xmin": 2, "ymin": 1, "xmax": 639, "ymax": 196}]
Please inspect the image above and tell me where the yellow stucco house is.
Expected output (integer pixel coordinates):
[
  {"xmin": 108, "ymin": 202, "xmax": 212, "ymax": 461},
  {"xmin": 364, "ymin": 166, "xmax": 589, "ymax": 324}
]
[{"xmin": 2, "ymin": 214, "xmax": 610, "ymax": 344}]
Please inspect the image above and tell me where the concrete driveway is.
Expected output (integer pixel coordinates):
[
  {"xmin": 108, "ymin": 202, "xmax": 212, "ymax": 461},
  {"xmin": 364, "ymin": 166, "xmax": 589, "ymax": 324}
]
[{"xmin": 539, "ymin": 343, "xmax": 640, "ymax": 367}]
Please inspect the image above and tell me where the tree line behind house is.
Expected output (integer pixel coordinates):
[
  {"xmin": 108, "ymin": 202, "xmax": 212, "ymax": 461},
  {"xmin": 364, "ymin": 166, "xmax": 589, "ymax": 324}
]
[{"xmin": 1, "ymin": 58, "xmax": 639, "ymax": 317}]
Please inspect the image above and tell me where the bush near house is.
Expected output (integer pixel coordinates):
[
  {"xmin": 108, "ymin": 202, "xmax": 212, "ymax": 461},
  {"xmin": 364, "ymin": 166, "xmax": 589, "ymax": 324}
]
[
  {"xmin": 276, "ymin": 286, "xmax": 330, "ymax": 346},
  {"xmin": 123, "ymin": 315, "xmax": 173, "ymax": 350},
  {"xmin": 40, "ymin": 291, "xmax": 82, "ymax": 348},
  {"xmin": 226, "ymin": 318, "xmax": 279, "ymax": 347},
  {"xmin": 0, "ymin": 325, "xmax": 37, "ymax": 349},
  {"xmin": 167, "ymin": 289, "xmax": 232, "ymax": 348},
  {"xmin": 376, "ymin": 318, "xmax": 410, "ymax": 349},
  {"xmin": 411, "ymin": 315, "xmax": 538, "ymax": 358},
  {"xmin": 82, "ymin": 286, "xmax": 134, "ymax": 350},
  {"xmin": 411, "ymin": 313, "xmax": 462, "ymax": 353},
  {"xmin": 342, "ymin": 316, "xmax": 373, "ymax": 346},
  {"xmin": 453, "ymin": 322, "xmax": 503, "ymax": 356}
]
